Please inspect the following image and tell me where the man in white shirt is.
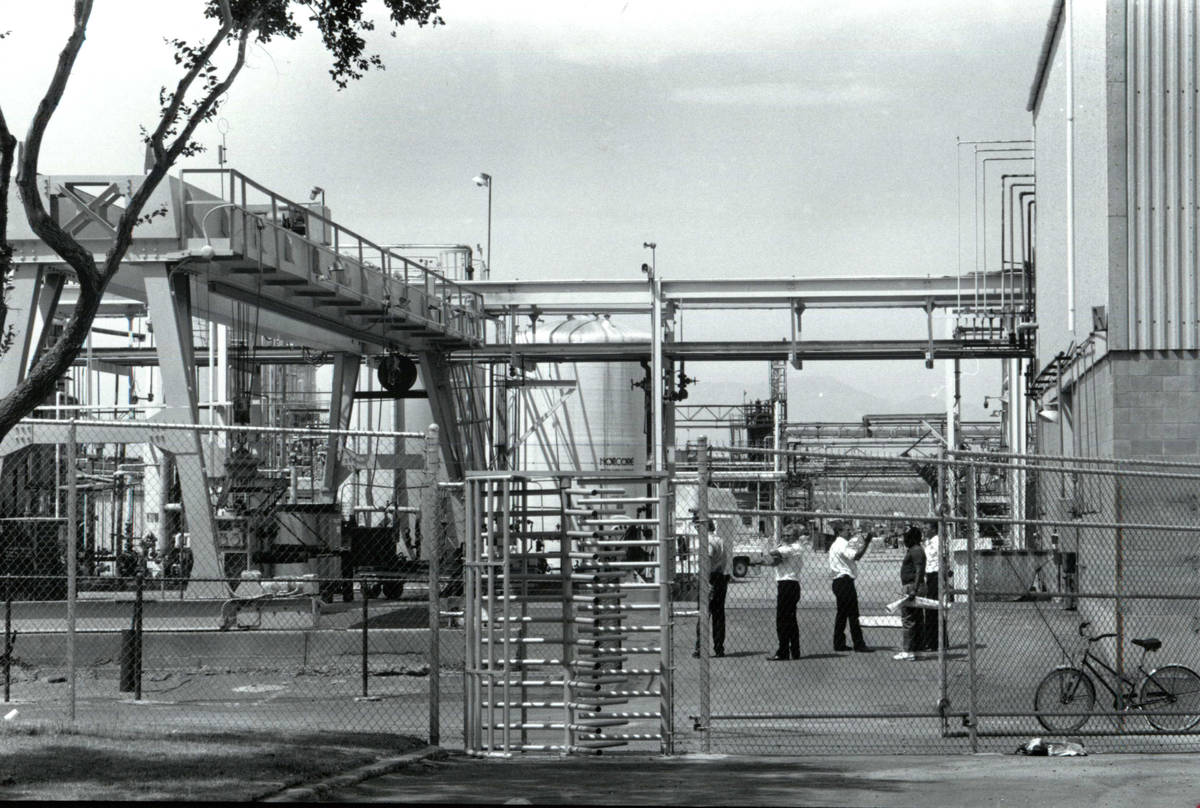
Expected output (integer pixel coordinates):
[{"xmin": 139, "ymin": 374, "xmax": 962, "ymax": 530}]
[
  {"xmin": 828, "ymin": 521, "xmax": 874, "ymax": 652},
  {"xmin": 766, "ymin": 524, "xmax": 805, "ymax": 660},
  {"xmin": 694, "ymin": 520, "xmax": 731, "ymax": 658},
  {"xmin": 922, "ymin": 522, "xmax": 949, "ymax": 651}
]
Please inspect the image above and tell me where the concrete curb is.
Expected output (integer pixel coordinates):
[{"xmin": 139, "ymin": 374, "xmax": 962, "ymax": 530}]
[{"xmin": 257, "ymin": 744, "xmax": 447, "ymax": 802}]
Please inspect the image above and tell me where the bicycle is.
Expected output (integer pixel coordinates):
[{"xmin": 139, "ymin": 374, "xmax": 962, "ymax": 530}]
[{"xmin": 1033, "ymin": 620, "xmax": 1200, "ymax": 732}]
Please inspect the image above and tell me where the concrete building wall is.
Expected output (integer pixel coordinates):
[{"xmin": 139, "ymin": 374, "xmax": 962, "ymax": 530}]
[{"xmin": 1111, "ymin": 351, "xmax": 1200, "ymax": 459}]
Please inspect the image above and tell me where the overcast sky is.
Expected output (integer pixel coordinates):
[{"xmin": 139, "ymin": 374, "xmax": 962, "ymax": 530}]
[{"xmin": 0, "ymin": 0, "xmax": 1051, "ymax": 419}]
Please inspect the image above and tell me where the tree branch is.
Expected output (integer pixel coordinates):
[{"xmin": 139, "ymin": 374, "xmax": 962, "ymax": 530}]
[
  {"xmin": 16, "ymin": 0, "xmax": 101, "ymax": 293},
  {"xmin": 145, "ymin": 0, "xmax": 234, "ymax": 164},
  {"xmin": 114, "ymin": 12, "xmax": 258, "ymax": 281},
  {"xmin": 0, "ymin": 281, "xmax": 101, "ymax": 431}
]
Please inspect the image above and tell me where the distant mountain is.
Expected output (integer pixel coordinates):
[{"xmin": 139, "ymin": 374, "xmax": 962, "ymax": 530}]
[
  {"xmin": 786, "ymin": 374, "xmax": 948, "ymax": 422},
  {"xmin": 688, "ymin": 372, "xmax": 958, "ymax": 424}
]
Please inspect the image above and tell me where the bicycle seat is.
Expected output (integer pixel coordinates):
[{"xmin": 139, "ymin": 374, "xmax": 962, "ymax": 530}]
[{"xmin": 1132, "ymin": 637, "xmax": 1162, "ymax": 652}]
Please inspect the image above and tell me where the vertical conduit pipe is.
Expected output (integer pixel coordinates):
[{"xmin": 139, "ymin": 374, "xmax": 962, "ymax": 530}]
[{"xmin": 1065, "ymin": 0, "xmax": 1076, "ymax": 333}]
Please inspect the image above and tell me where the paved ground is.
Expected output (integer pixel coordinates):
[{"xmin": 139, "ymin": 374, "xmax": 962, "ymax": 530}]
[
  {"xmin": 323, "ymin": 752, "xmax": 1200, "ymax": 806},
  {"xmin": 8, "ymin": 546, "xmax": 1200, "ymax": 758}
]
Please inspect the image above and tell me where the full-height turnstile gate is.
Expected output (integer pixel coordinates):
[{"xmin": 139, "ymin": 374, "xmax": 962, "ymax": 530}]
[{"xmin": 464, "ymin": 471, "xmax": 671, "ymax": 755}]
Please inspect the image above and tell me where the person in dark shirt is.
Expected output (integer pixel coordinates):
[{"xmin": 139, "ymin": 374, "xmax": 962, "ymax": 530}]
[{"xmin": 895, "ymin": 525, "xmax": 926, "ymax": 661}]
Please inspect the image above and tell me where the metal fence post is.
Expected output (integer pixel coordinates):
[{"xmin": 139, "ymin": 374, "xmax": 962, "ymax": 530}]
[
  {"xmin": 696, "ymin": 438, "xmax": 711, "ymax": 753},
  {"xmin": 558, "ymin": 477, "xmax": 573, "ymax": 756},
  {"xmin": 421, "ymin": 425, "xmax": 442, "ymax": 746},
  {"xmin": 965, "ymin": 459, "xmax": 978, "ymax": 752},
  {"xmin": 134, "ymin": 571, "xmax": 144, "ymax": 701},
  {"xmin": 361, "ymin": 584, "xmax": 370, "ymax": 698},
  {"xmin": 657, "ymin": 474, "xmax": 673, "ymax": 756},
  {"xmin": 66, "ymin": 420, "xmax": 77, "ymax": 721},
  {"xmin": 1114, "ymin": 474, "xmax": 1125, "ymax": 724},
  {"xmin": 3, "ymin": 580, "xmax": 10, "ymax": 704},
  {"xmin": 936, "ymin": 447, "xmax": 948, "ymax": 733}
]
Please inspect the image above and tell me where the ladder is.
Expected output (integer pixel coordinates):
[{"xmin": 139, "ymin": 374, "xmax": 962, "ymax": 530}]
[
  {"xmin": 448, "ymin": 361, "xmax": 490, "ymax": 471},
  {"xmin": 464, "ymin": 471, "xmax": 670, "ymax": 756},
  {"xmin": 418, "ymin": 351, "xmax": 491, "ymax": 477}
]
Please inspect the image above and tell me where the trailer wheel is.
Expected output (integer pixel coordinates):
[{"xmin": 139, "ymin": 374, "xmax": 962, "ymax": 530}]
[
  {"xmin": 382, "ymin": 580, "xmax": 405, "ymax": 600},
  {"xmin": 732, "ymin": 558, "xmax": 750, "ymax": 578},
  {"xmin": 362, "ymin": 582, "xmax": 382, "ymax": 600}
]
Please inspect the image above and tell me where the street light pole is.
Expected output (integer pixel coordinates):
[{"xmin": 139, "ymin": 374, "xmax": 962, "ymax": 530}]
[{"xmin": 473, "ymin": 173, "xmax": 493, "ymax": 275}]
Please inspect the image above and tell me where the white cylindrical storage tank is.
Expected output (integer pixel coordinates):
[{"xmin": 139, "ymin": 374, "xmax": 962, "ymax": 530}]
[{"xmin": 516, "ymin": 315, "xmax": 648, "ymax": 493}]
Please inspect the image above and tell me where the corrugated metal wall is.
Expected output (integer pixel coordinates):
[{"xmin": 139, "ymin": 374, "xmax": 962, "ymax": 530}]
[{"xmin": 1126, "ymin": 0, "xmax": 1200, "ymax": 349}]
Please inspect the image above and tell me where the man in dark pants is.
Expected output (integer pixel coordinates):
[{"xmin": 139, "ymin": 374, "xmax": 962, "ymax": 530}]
[
  {"xmin": 896, "ymin": 524, "xmax": 927, "ymax": 661},
  {"xmin": 694, "ymin": 520, "xmax": 730, "ymax": 658},
  {"xmin": 766, "ymin": 525, "xmax": 805, "ymax": 660},
  {"xmin": 827, "ymin": 521, "xmax": 874, "ymax": 652}
]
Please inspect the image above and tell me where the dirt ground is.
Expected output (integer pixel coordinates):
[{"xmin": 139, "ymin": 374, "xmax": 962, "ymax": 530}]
[{"xmin": 0, "ymin": 724, "xmax": 424, "ymax": 802}]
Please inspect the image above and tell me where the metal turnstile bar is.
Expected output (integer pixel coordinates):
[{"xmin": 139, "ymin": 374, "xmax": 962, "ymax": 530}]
[
  {"xmin": 578, "ymin": 712, "xmax": 661, "ymax": 720},
  {"xmin": 576, "ymin": 494, "xmax": 662, "ymax": 501}
]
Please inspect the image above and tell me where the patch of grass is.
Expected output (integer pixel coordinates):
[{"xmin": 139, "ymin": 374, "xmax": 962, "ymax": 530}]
[{"xmin": 0, "ymin": 722, "xmax": 424, "ymax": 801}]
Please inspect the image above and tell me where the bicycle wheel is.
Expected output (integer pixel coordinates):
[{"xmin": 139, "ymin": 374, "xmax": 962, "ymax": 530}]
[
  {"xmin": 1139, "ymin": 664, "xmax": 1200, "ymax": 731},
  {"xmin": 1034, "ymin": 667, "xmax": 1095, "ymax": 732}
]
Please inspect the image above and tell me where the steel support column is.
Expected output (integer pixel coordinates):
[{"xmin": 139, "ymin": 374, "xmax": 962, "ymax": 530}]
[
  {"xmin": 0, "ymin": 266, "xmax": 64, "ymax": 396},
  {"xmin": 418, "ymin": 351, "xmax": 465, "ymax": 480},
  {"xmin": 142, "ymin": 263, "xmax": 219, "ymax": 582},
  {"xmin": 323, "ymin": 352, "xmax": 361, "ymax": 494}
]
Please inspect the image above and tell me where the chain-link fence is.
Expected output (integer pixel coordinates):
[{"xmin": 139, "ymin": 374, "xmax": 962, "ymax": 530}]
[
  {"xmin": 8, "ymin": 417, "xmax": 1200, "ymax": 757},
  {"xmin": 0, "ymin": 419, "xmax": 462, "ymax": 743},
  {"xmin": 962, "ymin": 450, "xmax": 1200, "ymax": 751},
  {"xmin": 670, "ymin": 440, "xmax": 1200, "ymax": 755}
]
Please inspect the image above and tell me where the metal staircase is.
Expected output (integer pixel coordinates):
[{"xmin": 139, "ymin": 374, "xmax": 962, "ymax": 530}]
[{"xmin": 418, "ymin": 352, "xmax": 490, "ymax": 478}]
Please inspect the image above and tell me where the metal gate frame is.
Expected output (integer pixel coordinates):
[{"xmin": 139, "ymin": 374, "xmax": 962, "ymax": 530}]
[{"xmin": 463, "ymin": 470, "xmax": 671, "ymax": 756}]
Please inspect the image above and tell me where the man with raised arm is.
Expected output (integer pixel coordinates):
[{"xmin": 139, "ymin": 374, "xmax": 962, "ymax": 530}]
[
  {"xmin": 828, "ymin": 520, "xmax": 874, "ymax": 653},
  {"xmin": 765, "ymin": 524, "xmax": 805, "ymax": 660}
]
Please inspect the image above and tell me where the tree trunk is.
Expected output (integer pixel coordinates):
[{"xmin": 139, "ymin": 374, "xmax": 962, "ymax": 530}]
[
  {"xmin": 0, "ymin": 107, "xmax": 17, "ymax": 345},
  {"xmin": 0, "ymin": 281, "xmax": 102, "ymax": 441}
]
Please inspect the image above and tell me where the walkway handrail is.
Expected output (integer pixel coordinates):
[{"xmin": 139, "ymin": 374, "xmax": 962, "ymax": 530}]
[{"xmin": 179, "ymin": 168, "xmax": 484, "ymax": 328}]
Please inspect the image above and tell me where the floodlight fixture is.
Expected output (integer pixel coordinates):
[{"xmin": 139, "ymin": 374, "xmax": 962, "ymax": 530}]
[
  {"xmin": 1037, "ymin": 403, "xmax": 1060, "ymax": 422},
  {"xmin": 473, "ymin": 173, "xmax": 493, "ymax": 272}
]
